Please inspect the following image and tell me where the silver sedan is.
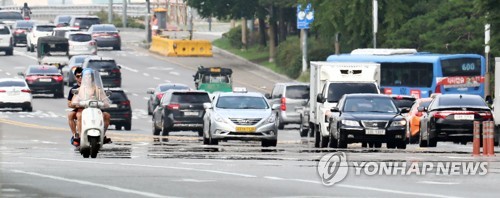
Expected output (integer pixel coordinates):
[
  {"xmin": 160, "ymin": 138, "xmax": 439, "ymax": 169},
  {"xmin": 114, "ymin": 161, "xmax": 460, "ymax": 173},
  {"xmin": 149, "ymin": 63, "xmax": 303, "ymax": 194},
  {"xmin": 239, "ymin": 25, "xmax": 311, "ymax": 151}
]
[{"xmin": 202, "ymin": 91, "xmax": 279, "ymax": 147}]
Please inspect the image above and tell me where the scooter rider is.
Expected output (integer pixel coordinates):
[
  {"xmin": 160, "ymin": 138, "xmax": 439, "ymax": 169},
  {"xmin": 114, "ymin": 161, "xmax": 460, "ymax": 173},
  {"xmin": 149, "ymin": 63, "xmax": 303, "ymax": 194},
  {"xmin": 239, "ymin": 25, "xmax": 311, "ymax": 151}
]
[
  {"xmin": 67, "ymin": 67, "xmax": 83, "ymax": 146},
  {"xmin": 70, "ymin": 68, "xmax": 112, "ymax": 145},
  {"xmin": 20, "ymin": 3, "xmax": 32, "ymax": 20}
]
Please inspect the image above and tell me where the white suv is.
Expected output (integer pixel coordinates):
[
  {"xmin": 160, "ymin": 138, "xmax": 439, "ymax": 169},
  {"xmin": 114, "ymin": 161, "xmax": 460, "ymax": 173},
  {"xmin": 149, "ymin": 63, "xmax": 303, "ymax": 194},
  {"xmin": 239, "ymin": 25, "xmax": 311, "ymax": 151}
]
[
  {"xmin": 0, "ymin": 24, "xmax": 13, "ymax": 56},
  {"xmin": 26, "ymin": 24, "xmax": 56, "ymax": 52},
  {"xmin": 65, "ymin": 32, "xmax": 97, "ymax": 56}
]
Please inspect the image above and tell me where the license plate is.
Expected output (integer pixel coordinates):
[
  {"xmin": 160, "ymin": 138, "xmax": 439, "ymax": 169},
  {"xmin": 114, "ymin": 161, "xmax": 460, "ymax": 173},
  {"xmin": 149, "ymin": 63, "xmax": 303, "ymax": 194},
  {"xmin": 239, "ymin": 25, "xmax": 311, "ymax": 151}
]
[
  {"xmin": 100, "ymin": 72, "xmax": 109, "ymax": 76},
  {"xmin": 454, "ymin": 114, "xmax": 474, "ymax": 120},
  {"xmin": 184, "ymin": 111, "xmax": 198, "ymax": 116},
  {"xmin": 236, "ymin": 126, "xmax": 256, "ymax": 132},
  {"xmin": 109, "ymin": 104, "xmax": 118, "ymax": 108},
  {"xmin": 7, "ymin": 91, "xmax": 20, "ymax": 96},
  {"xmin": 39, "ymin": 78, "xmax": 51, "ymax": 82},
  {"xmin": 366, "ymin": 129, "xmax": 385, "ymax": 135}
]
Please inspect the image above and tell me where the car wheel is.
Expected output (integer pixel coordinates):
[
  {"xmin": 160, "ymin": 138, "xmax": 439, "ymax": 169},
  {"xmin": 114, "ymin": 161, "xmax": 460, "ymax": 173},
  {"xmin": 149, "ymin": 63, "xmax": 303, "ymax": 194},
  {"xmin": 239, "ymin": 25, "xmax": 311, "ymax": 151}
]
[
  {"xmin": 299, "ymin": 116, "xmax": 309, "ymax": 137},
  {"xmin": 337, "ymin": 132, "xmax": 347, "ymax": 148},
  {"xmin": 30, "ymin": 44, "xmax": 34, "ymax": 52},
  {"xmin": 147, "ymin": 101, "xmax": 153, "ymax": 115},
  {"xmin": 162, "ymin": 121, "xmax": 170, "ymax": 136},
  {"xmin": 276, "ymin": 113, "xmax": 285, "ymax": 130},
  {"xmin": 209, "ymin": 132, "xmax": 218, "ymax": 145},
  {"xmin": 26, "ymin": 44, "xmax": 30, "ymax": 51},
  {"xmin": 152, "ymin": 119, "xmax": 161, "ymax": 135},
  {"xmin": 320, "ymin": 134, "xmax": 329, "ymax": 148},
  {"xmin": 203, "ymin": 134, "xmax": 209, "ymax": 145},
  {"xmin": 113, "ymin": 45, "xmax": 121, "ymax": 51},
  {"xmin": 115, "ymin": 125, "xmax": 122, "ymax": 130},
  {"xmin": 5, "ymin": 48, "xmax": 13, "ymax": 56},
  {"xmin": 197, "ymin": 130, "xmax": 203, "ymax": 137},
  {"xmin": 387, "ymin": 141, "xmax": 396, "ymax": 149},
  {"xmin": 397, "ymin": 140, "xmax": 407, "ymax": 149},
  {"xmin": 314, "ymin": 126, "xmax": 320, "ymax": 148},
  {"xmin": 428, "ymin": 138, "xmax": 437, "ymax": 147},
  {"xmin": 374, "ymin": 142, "xmax": 382, "ymax": 148},
  {"xmin": 22, "ymin": 105, "xmax": 33, "ymax": 112},
  {"xmin": 262, "ymin": 139, "xmax": 277, "ymax": 147},
  {"xmin": 361, "ymin": 142, "xmax": 368, "ymax": 148},
  {"xmin": 124, "ymin": 122, "xmax": 131, "ymax": 131},
  {"xmin": 328, "ymin": 131, "xmax": 338, "ymax": 148}
]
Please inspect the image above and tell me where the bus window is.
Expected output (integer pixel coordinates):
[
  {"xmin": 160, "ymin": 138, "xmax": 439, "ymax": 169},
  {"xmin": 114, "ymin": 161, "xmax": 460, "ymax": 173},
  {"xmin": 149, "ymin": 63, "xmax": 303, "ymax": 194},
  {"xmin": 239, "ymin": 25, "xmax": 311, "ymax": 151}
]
[
  {"xmin": 380, "ymin": 63, "xmax": 433, "ymax": 87},
  {"xmin": 441, "ymin": 58, "xmax": 481, "ymax": 77}
]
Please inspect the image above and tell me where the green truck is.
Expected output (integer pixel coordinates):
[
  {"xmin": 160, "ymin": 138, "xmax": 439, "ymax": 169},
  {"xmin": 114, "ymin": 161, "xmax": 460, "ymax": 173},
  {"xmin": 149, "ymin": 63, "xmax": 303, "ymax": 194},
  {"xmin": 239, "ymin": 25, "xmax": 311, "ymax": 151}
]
[{"xmin": 193, "ymin": 66, "xmax": 233, "ymax": 93}]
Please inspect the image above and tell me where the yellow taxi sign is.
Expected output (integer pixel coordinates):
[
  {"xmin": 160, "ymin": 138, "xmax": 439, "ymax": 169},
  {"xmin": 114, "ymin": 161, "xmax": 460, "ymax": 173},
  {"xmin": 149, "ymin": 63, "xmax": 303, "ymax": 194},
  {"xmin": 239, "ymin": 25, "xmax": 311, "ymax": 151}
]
[{"xmin": 210, "ymin": 67, "xmax": 221, "ymax": 73}]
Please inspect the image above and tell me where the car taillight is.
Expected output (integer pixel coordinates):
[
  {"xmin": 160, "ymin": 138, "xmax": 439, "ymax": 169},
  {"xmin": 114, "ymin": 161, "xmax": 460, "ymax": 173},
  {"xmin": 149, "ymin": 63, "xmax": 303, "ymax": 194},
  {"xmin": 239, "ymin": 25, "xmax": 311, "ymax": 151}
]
[
  {"xmin": 25, "ymin": 76, "xmax": 38, "ymax": 82},
  {"xmin": 0, "ymin": 90, "xmax": 6, "ymax": 92},
  {"xmin": 167, "ymin": 104, "xmax": 180, "ymax": 110},
  {"xmin": 21, "ymin": 89, "xmax": 31, "ymax": 93},
  {"xmin": 280, "ymin": 97, "xmax": 286, "ymax": 111},
  {"xmin": 433, "ymin": 111, "xmax": 451, "ymax": 119},
  {"xmin": 52, "ymin": 76, "xmax": 63, "ymax": 82},
  {"xmin": 89, "ymin": 41, "xmax": 96, "ymax": 46},
  {"xmin": 112, "ymin": 68, "xmax": 120, "ymax": 73},
  {"xmin": 113, "ymin": 33, "xmax": 120, "ymax": 38},
  {"xmin": 73, "ymin": 26, "xmax": 80, "ymax": 29},
  {"xmin": 121, "ymin": 101, "xmax": 130, "ymax": 106},
  {"xmin": 15, "ymin": 29, "xmax": 25, "ymax": 34},
  {"xmin": 92, "ymin": 33, "xmax": 99, "ymax": 38},
  {"xmin": 478, "ymin": 112, "xmax": 493, "ymax": 119},
  {"xmin": 156, "ymin": 93, "xmax": 164, "ymax": 100}
]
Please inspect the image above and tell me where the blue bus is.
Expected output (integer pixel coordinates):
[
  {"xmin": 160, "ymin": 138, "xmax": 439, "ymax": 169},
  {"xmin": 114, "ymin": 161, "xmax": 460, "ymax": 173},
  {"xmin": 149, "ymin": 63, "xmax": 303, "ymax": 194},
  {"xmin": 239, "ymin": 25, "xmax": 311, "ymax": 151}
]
[{"xmin": 326, "ymin": 49, "xmax": 486, "ymax": 98}]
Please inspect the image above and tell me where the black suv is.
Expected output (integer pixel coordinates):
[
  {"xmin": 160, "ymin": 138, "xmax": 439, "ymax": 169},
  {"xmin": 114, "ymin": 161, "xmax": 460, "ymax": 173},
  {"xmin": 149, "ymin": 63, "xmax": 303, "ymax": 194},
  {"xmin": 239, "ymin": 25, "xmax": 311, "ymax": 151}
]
[
  {"xmin": 152, "ymin": 90, "xmax": 210, "ymax": 136},
  {"xmin": 103, "ymin": 88, "xmax": 132, "ymax": 130},
  {"xmin": 81, "ymin": 56, "xmax": 121, "ymax": 87}
]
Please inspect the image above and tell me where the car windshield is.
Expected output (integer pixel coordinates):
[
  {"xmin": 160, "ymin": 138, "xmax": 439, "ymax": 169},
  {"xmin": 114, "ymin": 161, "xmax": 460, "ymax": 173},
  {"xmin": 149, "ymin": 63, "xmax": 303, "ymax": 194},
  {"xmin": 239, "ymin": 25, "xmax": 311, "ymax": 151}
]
[
  {"xmin": 75, "ymin": 18, "xmax": 100, "ymax": 27},
  {"xmin": 0, "ymin": 81, "xmax": 26, "ymax": 87},
  {"xmin": 216, "ymin": 96, "xmax": 269, "ymax": 109},
  {"xmin": 393, "ymin": 98, "xmax": 416, "ymax": 109},
  {"xmin": 160, "ymin": 85, "xmax": 189, "ymax": 92},
  {"xmin": 344, "ymin": 97, "xmax": 398, "ymax": 113},
  {"xmin": 70, "ymin": 34, "xmax": 92, "ymax": 42},
  {"xmin": 0, "ymin": 12, "xmax": 23, "ymax": 20},
  {"xmin": 92, "ymin": 25, "xmax": 117, "ymax": 32},
  {"xmin": 171, "ymin": 93, "xmax": 210, "ymax": 103},
  {"xmin": 419, "ymin": 101, "xmax": 432, "ymax": 108},
  {"xmin": 202, "ymin": 75, "xmax": 229, "ymax": 83},
  {"xmin": 28, "ymin": 66, "xmax": 60, "ymax": 74},
  {"xmin": 37, "ymin": 26, "xmax": 55, "ymax": 32},
  {"xmin": 327, "ymin": 83, "xmax": 379, "ymax": 103},
  {"xmin": 285, "ymin": 85, "xmax": 309, "ymax": 99},
  {"xmin": 108, "ymin": 92, "xmax": 127, "ymax": 102}
]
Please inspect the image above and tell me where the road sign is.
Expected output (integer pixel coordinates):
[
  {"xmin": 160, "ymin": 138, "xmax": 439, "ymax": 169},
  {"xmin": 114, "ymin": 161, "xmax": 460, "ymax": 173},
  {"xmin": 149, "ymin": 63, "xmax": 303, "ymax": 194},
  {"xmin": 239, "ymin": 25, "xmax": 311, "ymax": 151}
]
[{"xmin": 297, "ymin": 3, "xmax": 314, "ymax": 29}]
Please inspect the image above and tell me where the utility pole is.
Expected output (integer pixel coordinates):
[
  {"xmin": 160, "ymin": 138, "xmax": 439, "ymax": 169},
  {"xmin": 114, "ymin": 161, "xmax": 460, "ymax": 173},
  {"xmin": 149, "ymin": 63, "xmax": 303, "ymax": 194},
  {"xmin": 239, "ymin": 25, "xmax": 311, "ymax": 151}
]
[
  {"xmin": 108, "ymin": 0, "xmax": 113, "ymax": 24},
  {"xmin": 122, "ymin": 0, "xmax": 127, "ymax": 28},
  {"xmin": 146, "ymin": 0, "xmax": 151, "ymax": 43},
  {"xmin": 372, "ymin": 0, "xmax": 378, "ymax": 48},
  {"xmin": 485, "ymin": 24, "xmax": 491, "ymax": 97},
  {"xmin": 188, "ymin": 6, "xmax": 193, "ymax": 40}
]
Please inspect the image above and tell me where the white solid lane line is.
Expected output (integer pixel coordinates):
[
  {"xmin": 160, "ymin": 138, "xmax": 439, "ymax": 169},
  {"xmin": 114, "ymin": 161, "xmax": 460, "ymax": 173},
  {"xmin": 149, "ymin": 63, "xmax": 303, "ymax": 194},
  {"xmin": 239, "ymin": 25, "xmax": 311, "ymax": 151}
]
[
  {"xmin": 418, "ymin": 181, "xmax": 460, "ymax": 185},
  {"xmin": 143, "ymin": 73, "xmax": 150, "ymax": 76},
  {"xmin": 118, "ymin": 64, "xmax": 139, "ymax": 73},
  {"xmin": 11, "ymin": 170, "xmax": 176, "ymax": 198}
]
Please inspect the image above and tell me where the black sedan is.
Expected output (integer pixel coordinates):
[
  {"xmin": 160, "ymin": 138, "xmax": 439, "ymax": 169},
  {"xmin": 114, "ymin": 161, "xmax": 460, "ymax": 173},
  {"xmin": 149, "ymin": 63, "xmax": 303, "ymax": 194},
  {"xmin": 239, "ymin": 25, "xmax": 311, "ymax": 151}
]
[
  {"xmin": 103, "ymin": 88, "xmax": 132, "ymax": 131},
  {"xmin": 418, "ymin": 94, "xmax": 495, "ymax": 147},
  {"xmin": 147, "ymin": 83, "xmax": 190, "ymax": 115},
  {"xmin": 11, "ymin": 20, "xmax": 34, "ymax": 46},
  {"xmin": 328, "ymin": 94, "xmax": 408, "ymax": 149},
  {"xmin": 18, "ymin": 65, "xmax": 64, "ymax": 98}
]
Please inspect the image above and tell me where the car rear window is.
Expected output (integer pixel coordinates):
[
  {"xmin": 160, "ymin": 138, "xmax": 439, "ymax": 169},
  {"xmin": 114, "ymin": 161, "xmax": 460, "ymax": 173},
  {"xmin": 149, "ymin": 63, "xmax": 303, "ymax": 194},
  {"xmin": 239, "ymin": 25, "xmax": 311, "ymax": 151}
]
[
  {"xmin": 29, "ymin": 66, "xmax": 60, "ymax": 74},
  {"xmin": 37, "ymin": 26, "xmax": 55, "ymax": 32},
  {"xmin": 56, "ymin": 16, "xmax": 72, "ymax": 24},
  {"xmin": 70, "ymin": 34, "xmax": 92, "ymax": 42},
  {"xmin": 393, "ymin": 98, "xmax": 416, "ymax": 109},
  {"xmin": 109, "ymin": 91, "xmax": 128, "ymax": 102},
  {"xmin": 87, "ymin": 60, "xmax": 118, "ymax": 69},
  {"xmin": 171, "ymin": 93, "xmax": 210, "ymax": 103},
  {"xmin": 285, "ymin": 85, "xmax": 309, "ymax": 99},
  {"xmin": 160, "ymin": 85, "xmax": 190, "ymax": 92},
  {"xmin": 0, "ymin": 26, "xmax": 9, "ymax": 34},
  {"xmin": 0, "ymin": 81, "xmax": 26, "ymax": 87},
  {"xmin": 15, "ymin": 21, "xmax": 34, "ymax": 29},
  {"xmin": 73, "ymin": 56, "xmax": 88, "ymax": 64},
  {"xmin": 92, "ymin": 25, "xmax": 117, "ymax": 32},
  {"xmin": 75, "ymin": 18, "xmax": 100, "ymax": 27},
  {"xmin": 0, "ymin": 12, "xmax": 23, "ymax": 20},
  {"xmin": 437, "ymin": 97, "xmax": 487, "ymax": 107},
  {"xmin": 327, "ymin": 83, "xmax": 379, "ymax": 103},
  {"xmin": 419, "ymin": 101, "xmax": 431, "ymax": 108}
]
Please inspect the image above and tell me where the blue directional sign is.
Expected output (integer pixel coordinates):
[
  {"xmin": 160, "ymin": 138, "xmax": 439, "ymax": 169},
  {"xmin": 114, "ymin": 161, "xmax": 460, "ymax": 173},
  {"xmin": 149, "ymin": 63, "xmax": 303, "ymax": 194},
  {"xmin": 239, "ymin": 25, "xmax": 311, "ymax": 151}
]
[{"xmin": 297, "ymin": 3, "xmax": 314, "ymax": 29}]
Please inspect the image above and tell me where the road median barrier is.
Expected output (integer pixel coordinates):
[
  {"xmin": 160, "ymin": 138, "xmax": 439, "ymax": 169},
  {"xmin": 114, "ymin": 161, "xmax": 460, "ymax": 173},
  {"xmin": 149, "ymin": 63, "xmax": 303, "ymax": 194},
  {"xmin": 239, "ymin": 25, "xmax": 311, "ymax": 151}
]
[{"xmin": 149, "ymin": 36, "xmax": 213, "ymax": 57}]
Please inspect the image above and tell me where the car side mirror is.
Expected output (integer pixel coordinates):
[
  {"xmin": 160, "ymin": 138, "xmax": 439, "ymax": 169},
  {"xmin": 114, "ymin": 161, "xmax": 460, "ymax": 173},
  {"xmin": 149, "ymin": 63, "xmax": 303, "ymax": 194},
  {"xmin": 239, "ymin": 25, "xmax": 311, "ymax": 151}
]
[
  {"xmin": 272, "ymin": 104, "xmax": 280, "ymax": 110},
  {"xmin": 265, "ymin": 93, "xmax": 271, "ymax": 99},
  {"xmin": 17, "ymin": 72, "xmax": 24, "ymax": 76},
  {"xmin": 400, "ymin": 108, "xmax": 410, "ymax": 114},
  {"xmin": 417, "ymin": 106, "xmax": 427, "ymax": 112},
  {"xmin": 117, "ymin": 64, "xmax": 122, "ymax": 69},
  {"xmin": 203, "ymin": 102, "xmax": 212, "ymax": 109},
  {"xmin": 330, "ymin": 107, "xmax": 340, "ymax": 112},
  {"xmin": 316, "ymin": 94, "xmax": 325, "ymax": 103},
  {"xmin": 105, "ymin": 90, "xmax": 112, "ymax": 97},
  {"xmin": 147, "ymin": 89, "xmax": 154, "ymax": 94}
]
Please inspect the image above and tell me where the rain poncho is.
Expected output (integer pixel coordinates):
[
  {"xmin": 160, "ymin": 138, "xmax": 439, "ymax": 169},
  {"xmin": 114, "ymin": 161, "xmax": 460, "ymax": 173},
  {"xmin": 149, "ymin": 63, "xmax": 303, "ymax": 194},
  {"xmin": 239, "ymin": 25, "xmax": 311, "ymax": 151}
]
[{"xmin": 72, "ymin": 68, "xmax": 110, "ymax": 108}]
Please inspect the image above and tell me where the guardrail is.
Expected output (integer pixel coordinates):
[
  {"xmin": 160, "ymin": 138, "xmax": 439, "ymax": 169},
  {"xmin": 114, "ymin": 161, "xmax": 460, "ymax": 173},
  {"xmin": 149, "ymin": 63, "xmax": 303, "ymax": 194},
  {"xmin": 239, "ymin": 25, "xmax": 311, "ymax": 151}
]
[{"xmin": 0, "ymin": 4, "xmax": 147, "ymax": 20}]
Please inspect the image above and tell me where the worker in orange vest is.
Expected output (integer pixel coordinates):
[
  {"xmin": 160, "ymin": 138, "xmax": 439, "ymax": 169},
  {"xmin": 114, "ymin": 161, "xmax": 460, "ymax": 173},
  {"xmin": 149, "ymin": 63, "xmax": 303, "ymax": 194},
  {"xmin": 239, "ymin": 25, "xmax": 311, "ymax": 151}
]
[{"xmin": 151, "ymin": 14, "xmax": 159, "ymax": 36}]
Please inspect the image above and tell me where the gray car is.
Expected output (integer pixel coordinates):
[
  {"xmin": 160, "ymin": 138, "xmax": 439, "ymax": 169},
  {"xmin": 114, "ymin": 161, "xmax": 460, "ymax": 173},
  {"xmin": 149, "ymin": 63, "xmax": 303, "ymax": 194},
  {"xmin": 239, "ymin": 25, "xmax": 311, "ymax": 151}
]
[
  {"xmin": 266, "ymin": 82, "xmax": 309, "ymax": 130},
  {"xmin": 203, "ymin": 91, "xmax": 279, "ymax": 147},
  {"xmin": 88, "ymin": 24, "xmax": 121, "ymax": 50}
]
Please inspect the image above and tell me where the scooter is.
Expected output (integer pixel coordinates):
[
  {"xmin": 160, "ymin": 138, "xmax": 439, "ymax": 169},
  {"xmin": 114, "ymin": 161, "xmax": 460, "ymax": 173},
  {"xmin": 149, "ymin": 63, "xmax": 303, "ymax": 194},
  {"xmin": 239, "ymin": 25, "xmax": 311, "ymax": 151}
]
[{"xmin": 78, "ymin": 100, "xmax": 106, "ymax": 158}]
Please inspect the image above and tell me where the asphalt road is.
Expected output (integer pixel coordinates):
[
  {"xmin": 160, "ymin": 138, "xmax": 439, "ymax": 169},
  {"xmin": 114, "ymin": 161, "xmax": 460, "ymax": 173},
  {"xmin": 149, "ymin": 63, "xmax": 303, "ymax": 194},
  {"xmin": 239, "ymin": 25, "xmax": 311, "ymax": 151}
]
[{"xmin": 1, "ymin": 30, "xmax": 500, "ymax": 198}]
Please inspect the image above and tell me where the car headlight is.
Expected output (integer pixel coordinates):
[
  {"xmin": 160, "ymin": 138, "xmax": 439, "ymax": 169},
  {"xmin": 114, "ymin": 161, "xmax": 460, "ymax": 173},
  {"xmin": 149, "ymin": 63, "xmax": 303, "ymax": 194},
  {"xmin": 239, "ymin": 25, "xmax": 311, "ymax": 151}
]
[
  {"xmin": 390, "ymin": 120, "xmax": 407, "ymax": 127},
  {"xmin": 267, "ymin": 114, "xmax": 276, "ymax": 123},
  {"xmin": 341, "ymin": 120, "xmax": 360, "ymax": 127},
  {"xmin": 214, "ymin": 113, "xmax": 227, "ymax": 123}
]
